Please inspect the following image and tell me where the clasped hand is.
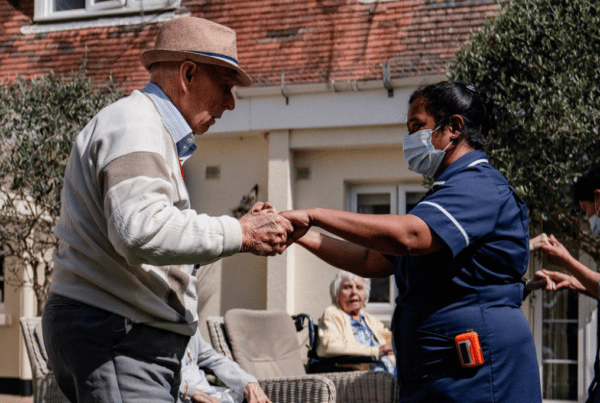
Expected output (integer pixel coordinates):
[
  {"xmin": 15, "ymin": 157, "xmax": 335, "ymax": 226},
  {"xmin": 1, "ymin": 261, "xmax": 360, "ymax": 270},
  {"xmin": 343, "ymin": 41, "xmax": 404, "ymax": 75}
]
[{"xmin": 238, "ymin": 204, "xmax": 310, "ymax": 256}]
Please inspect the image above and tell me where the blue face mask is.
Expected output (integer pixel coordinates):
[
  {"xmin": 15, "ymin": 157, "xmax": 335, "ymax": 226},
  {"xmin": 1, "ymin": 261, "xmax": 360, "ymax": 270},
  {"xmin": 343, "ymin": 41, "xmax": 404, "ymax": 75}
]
[
  {"xmin": 402, "ymin": 126, "xmax": 452, "ymax": 178},
  {"xmin": 589, "ymin": 199, "xmax": 600, "ymax": 237}
]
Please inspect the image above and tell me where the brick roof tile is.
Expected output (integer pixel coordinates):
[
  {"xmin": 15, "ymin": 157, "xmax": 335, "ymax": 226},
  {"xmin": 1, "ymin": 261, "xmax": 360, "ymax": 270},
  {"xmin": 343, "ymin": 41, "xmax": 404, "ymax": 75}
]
[{"xmin": 0, "ymin": 0, "xmax": 498, "ymax": 92}]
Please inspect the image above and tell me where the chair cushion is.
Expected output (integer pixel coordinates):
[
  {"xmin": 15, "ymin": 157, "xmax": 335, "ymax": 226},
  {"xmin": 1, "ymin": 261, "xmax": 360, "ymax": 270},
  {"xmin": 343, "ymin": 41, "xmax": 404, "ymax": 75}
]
[{"xmin": 224, "ymin": 309, "xmax": 306, "ymax": 378}]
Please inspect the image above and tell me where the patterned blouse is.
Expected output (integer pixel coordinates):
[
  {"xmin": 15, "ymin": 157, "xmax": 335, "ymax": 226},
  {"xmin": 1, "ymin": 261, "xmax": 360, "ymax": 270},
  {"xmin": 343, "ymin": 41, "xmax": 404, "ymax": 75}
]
[{"xmin": 349, "ymin": 314, "xmax": 396, "ymax": 376}]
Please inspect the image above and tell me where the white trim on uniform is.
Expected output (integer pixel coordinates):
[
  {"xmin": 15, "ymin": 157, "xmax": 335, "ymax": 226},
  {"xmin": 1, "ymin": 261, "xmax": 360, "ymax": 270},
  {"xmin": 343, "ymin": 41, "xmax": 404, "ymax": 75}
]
[
  {"xmin": 468, "ymin": 159, "xmax": 488, "ymax": 167},
  {"xmin": 419, "ymin": 201, "xmax": 469, "ymax": 248}
]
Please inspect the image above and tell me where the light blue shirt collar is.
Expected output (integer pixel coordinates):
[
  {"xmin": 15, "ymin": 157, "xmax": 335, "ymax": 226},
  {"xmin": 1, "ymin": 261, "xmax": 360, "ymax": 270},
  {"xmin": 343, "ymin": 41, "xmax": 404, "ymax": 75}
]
[{"xmin": 142, "ymin": 83, "xmax": 197, "ymax": 160}]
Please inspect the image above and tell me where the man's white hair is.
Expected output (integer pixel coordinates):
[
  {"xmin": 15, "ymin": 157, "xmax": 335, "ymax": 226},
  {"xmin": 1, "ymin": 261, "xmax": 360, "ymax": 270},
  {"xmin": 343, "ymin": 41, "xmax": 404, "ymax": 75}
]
[{"xmin": 329, "ymin": 270, "xmax": 371, "ymax": 308}]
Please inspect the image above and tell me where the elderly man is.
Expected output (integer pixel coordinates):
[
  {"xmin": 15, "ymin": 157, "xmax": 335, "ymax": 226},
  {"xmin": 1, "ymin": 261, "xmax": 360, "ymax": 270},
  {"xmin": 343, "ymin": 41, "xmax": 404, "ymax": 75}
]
[
  {"xmin": 42, "ymin": 17, "xmax": 291, "ymax": 403},
  {"xmin": 179, "ymin": 329, "xmax": 270, "ymax": 403}
]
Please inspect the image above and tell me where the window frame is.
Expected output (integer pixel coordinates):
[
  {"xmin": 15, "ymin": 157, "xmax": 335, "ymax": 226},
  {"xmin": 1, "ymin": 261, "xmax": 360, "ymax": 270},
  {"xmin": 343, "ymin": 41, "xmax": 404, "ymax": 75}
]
[
  {"xmin": 33, "ymin": 0, "xmax": 180, "ymax": 23},
  {"xmin": 529, "ymin": 248, "xmax": 598, "ymax": 402},
  {"xmin": 348, "ymin": 183, "xmax": 427, "ymax": 323}
]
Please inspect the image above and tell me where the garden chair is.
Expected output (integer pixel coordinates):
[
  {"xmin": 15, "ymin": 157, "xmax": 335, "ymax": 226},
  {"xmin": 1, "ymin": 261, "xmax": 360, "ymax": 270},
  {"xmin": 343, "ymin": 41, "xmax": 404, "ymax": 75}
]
[
  {"xmin": 20, "ymin": 317, "xmax": 69, "ymax": 403},
  {"xmin": 207, "ymin": 309, "xmax": 398, "ymax": 403}
]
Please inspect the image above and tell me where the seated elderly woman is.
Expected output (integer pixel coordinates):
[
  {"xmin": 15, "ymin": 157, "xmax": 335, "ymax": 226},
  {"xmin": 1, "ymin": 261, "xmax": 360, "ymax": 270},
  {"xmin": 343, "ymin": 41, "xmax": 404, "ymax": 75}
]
[{"xmin": 316, "ymin": 270, "xmax": 396, "ymax": 375}]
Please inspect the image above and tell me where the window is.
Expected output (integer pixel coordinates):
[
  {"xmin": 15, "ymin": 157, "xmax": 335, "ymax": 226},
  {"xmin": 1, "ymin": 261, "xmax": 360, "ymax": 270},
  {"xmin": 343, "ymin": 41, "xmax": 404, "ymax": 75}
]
[
  {"xmin": 530, "ymin": 222, "xmax": 597, "ymax": 402},
  {"xmin": 541, "ymin": 287, "xmax": 579, "ymax": 400},
  {"xmin": 348, "ymin": 184, "xmax": 427, "ymax": 322},
  {"xmin": 34, "ymin": 0, "xmax": 180, "ymax": 22}
]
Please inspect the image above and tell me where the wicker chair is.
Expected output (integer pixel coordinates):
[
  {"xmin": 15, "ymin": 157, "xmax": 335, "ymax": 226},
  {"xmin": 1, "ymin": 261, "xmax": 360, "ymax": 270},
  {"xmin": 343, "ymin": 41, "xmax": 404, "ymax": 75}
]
[
  {"xmin": 20, "ymin": 317, "xmax": 69, "ymax": 403},
  {"xmin": 207, "ymin": 310, "xmax": 398, "ymax": 403}
]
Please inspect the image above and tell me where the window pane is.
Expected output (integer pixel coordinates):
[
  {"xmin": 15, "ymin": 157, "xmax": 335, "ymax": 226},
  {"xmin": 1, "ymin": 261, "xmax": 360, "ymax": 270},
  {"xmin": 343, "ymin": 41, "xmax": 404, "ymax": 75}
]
[
  {"xmin": 542, "ymin": 320, "xmax": 578, "ymax": 361},
  {"xmin": 54, "ymin": 0, "xmax": 84, "ymax": 11},
  {"xmin": 369, "ymin": 278, "xmax": 390, "ymax": 303},
  {"xmin": 540, "ymin": 222, "xmax": 579, "ymax": 401},
  {"xmin": 353, "ymin": 187, "xmax": 426, "ymax": 307},
  {"xmin": 356, "ymin": 192, "xmax": 391, "ymax": 303},
  {"xmin": 542, "ymin": 290, "xmax": 579, "ymax": 401},
  {"xmin": 542, "ymin": 294, "xmax": 579, "ymax": 361},
  {"xmin": 543, "ymin": 362, "xmax": 578, "ymax": 401},
  {"xmin": 406, "ymin": 191, "xmax": 425, "ymax": 213},
  {"xmin": 357, "ymin": 193, "xmax": 390, "ymax": 215}
]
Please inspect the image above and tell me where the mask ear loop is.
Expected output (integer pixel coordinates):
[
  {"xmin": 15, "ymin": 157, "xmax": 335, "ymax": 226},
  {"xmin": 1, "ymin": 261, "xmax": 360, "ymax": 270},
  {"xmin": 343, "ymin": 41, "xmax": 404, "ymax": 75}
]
[
  {"xmin": 442, "ymin": 139, "xmax": 454, "ymax": 152},
  {"xmin": 438, "ymin": 122, "xmax": 458, "ymax": 152},
  {"xmin": 431, "ymin": 124, "xmax": 443, "ymax": 134}
]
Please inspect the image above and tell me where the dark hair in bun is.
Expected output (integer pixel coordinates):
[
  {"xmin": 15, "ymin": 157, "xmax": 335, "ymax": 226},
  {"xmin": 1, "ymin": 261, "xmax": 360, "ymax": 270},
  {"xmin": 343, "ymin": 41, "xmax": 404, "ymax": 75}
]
[
  {"xmin": 409, "ymin": 81, "xmax": 497, "ymax": 150},
  {"xmin": 572, "ymin": 163, "xmax": 600, "ymax": 203}
]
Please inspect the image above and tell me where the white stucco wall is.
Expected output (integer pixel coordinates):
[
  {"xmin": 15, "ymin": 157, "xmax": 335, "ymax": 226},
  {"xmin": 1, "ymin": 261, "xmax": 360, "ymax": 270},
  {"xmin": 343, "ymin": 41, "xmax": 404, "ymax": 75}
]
[{"xmin": 184, "ymin": 133, "xmax": 271, "ymax": 339}]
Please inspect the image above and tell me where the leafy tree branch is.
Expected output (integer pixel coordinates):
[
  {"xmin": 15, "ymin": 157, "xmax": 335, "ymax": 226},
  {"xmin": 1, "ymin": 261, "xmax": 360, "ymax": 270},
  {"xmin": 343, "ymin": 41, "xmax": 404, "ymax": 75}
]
[{"xmin": 0, "ymin": 69, "xmax": 123, "ymax": 314}]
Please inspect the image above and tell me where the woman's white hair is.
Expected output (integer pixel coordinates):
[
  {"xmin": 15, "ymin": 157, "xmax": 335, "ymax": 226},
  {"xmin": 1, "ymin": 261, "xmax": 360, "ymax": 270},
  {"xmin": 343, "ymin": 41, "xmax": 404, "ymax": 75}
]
[{"xmin": 329, "ymin": 270, "xmax": 371, "ymax": 308}]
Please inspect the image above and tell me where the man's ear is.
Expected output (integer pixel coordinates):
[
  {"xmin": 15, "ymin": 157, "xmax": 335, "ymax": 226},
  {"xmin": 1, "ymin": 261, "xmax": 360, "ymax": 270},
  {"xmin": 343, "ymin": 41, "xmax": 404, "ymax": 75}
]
[{"xmin": 180, "ymin": 61, "xmax": 197, "ymax": 89}]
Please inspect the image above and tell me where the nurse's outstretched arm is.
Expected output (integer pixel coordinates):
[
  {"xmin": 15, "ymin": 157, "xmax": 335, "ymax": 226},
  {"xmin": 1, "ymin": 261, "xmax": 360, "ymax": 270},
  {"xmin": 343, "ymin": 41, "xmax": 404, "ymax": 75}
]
[
  {"xmin": 281, "ymin": 207, "xmax": 444, "ymax": 257},
  {"xmin": 293, "ymin": 229, "xmax": 394, "ymax": 278}
]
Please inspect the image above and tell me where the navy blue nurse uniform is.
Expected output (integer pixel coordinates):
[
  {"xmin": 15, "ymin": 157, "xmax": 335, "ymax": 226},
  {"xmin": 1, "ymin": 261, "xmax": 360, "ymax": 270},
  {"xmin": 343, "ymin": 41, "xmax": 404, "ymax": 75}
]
[{"xmin": 391, "ymin": 150, "xmax": 542, "ymax": 402}]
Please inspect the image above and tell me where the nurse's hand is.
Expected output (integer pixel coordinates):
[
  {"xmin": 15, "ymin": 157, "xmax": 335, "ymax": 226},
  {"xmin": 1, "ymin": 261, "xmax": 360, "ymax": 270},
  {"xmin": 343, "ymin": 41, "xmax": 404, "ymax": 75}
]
[{"xmin": 280, "ymin": 210, "xmax": 312, "ymax": 245}]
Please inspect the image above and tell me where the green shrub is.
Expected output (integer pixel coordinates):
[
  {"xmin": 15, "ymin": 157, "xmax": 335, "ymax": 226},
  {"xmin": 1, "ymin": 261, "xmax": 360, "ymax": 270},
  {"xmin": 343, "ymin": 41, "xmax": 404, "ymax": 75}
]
[
  {"xmin": 0, "ymin": 69, "xmax": 123, "ymax": 312},
  {"xmin": 450, "ymin": 0, "xmax": 600, "ymax": 261}
]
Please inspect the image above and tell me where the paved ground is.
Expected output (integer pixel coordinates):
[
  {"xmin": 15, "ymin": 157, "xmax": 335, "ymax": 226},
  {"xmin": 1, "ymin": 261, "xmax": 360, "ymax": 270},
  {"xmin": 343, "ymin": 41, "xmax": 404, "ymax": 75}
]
[{"xmin": 0, "ymin": 395, "xmax": 33, "ymax": 402}]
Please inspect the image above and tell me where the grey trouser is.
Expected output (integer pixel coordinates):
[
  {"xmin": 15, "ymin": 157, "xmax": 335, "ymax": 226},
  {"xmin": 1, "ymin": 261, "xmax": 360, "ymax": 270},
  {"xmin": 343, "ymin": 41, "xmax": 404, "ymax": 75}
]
[{"xmin": 42, "ymin": 293, "xmax": 190, "ymax": 403}]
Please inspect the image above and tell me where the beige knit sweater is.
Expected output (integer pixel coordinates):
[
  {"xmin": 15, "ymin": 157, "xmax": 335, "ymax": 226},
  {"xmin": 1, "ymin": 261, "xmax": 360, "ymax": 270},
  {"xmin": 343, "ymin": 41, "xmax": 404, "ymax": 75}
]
[{"xmin": 316, "ymin": 305, "xmax": 396, "ymax": 366}]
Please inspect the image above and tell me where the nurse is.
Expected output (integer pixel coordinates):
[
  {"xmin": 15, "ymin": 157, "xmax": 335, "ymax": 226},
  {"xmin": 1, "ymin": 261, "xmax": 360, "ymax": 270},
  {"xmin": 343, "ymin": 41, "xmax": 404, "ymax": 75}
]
[{"xmin": 281, "ymin": 81, "xmax": 542, "ymax": 402}]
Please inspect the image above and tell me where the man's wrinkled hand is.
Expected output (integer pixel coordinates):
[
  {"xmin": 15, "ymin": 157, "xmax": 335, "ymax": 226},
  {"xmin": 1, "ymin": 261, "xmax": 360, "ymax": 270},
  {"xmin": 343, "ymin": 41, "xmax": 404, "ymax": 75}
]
[
  {"xmin": 251, "ymin": 201, "xmax": 277, "ymax": 214},
  {"xmin": 239, "ymin": 203, "xmax": 293, "ymax": 256}
]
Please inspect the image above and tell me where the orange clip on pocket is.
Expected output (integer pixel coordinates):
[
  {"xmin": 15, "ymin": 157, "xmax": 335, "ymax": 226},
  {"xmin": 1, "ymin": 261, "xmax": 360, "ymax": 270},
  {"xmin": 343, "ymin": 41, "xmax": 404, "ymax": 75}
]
[{"xmin": 455, "ymin": 330, "xmax": 484, "ymax": 368}]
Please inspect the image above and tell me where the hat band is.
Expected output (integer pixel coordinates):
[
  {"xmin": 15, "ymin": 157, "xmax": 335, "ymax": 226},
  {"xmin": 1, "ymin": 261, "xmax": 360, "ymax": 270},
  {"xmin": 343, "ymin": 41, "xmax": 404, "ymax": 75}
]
[{"xmin": 187, "ymin": 50, "xmax": 239, "ymax": 67}]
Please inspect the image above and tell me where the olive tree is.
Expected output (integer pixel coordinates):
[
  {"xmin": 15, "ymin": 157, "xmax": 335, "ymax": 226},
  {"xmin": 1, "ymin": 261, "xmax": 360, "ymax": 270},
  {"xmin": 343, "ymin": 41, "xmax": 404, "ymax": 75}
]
[
  {"xmin": 450, "ymin": 0, "xmax": 600, "ymax": 261},
  {"xmin": 0, "ymin": 70, "xmax": 122, "ymax": 314}
]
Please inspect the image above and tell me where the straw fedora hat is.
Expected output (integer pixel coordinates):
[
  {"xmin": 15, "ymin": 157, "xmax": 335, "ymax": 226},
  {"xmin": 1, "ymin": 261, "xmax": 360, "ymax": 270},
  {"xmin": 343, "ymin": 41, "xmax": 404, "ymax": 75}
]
[{"xmin": 140, "ymin": 17, "xmax": 252, "ymax": 87}]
